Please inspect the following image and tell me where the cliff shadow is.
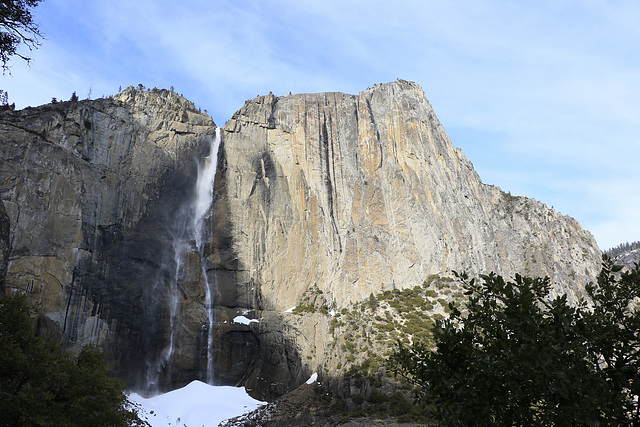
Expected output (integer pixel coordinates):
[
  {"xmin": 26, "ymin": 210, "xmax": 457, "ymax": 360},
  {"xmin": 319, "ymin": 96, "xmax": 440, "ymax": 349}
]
[{"xmin": 207, "ymin": 132, "xmax": 307, "ymax": 400}]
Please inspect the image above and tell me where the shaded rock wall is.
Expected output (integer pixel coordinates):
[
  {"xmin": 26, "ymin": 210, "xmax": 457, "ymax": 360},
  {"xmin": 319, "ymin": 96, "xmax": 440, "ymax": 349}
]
[
  {"xmin": 0, "ymin": 201, "xmax": 9, "ymax": 292},
  {"xmin": 0, "ymin": 88, "xmax": 216, "ymax": 389}
]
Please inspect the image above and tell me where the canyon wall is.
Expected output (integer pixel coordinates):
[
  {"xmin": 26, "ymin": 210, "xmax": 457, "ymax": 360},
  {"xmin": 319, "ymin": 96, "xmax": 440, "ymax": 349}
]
[
  {"xmin": 208, "ymin": 80, "xmax": 601, "ymax": 397},
  {"xmin": 0, "ymin": 88, "xmax": 216, "ymax": 388},
  {"xmin": 0, "ymin": 81, "xmax": 602, "ymax": 398},
  {"xmin": 214, "ymin": 80, "xmax": 600, "ymax": 311}
]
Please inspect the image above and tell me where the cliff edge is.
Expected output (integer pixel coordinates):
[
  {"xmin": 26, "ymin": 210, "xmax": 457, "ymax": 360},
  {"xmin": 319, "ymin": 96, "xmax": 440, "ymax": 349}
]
[
  {"xmin": 216, "ymin": 80, "xmax": 600, "ymax": 310},
  {"xmin": 0, "ymin": 81, "xmax": 602, "ymax": 399}
]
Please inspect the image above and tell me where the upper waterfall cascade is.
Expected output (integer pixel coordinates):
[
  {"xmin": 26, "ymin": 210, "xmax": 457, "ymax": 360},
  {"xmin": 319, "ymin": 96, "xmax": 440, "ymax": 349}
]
[
  {"xmin": 196, "ymin": 128, "xmax": 221, "ymax": 385},
  {"xmin": 146, "ymin": 127, "xmax": 221, "ymax": 390}
]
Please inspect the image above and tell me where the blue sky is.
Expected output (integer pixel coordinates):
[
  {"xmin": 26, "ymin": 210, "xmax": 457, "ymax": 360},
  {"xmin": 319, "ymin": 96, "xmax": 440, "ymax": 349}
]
[{"xmin": 2, "ymin": 0, "xmax": 639, "ymax": 250}]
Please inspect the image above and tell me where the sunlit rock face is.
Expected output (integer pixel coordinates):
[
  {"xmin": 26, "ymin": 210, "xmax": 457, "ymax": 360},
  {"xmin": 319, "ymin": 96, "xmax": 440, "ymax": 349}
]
[
  {"xmin": 211, "ymin": 80, "xmax": 601, "ymax": 397},
  {"xmin": 0, "ymin": 80, "xmax": 602, "ymax": 399},
  {"xmin": 217, "ymin": 80, "xmax": 600, "ymax": 311}
]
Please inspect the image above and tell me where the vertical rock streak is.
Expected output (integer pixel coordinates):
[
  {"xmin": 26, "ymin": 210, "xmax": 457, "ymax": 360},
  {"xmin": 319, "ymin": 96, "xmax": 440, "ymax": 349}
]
[{"xmin": 220, "ymin": 80, "xmax": 602, "ymax": 313}]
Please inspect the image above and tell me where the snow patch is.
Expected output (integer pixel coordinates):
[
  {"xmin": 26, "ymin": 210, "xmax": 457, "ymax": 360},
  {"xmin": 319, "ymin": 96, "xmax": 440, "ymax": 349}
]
[
  {"xmin": 306, "ymin": 372, "xmax": 318, "ymax": 384},
  {"xmin": 129, "ymin": 380, "xmax": 265, "ymax": 427},
  {"xmin": 232, "ymin": 315, "xmax": 259, "ymax": 325},
  {"xmin": 283, "ymin": 306, "xmax": 296, "ymax": 313}
]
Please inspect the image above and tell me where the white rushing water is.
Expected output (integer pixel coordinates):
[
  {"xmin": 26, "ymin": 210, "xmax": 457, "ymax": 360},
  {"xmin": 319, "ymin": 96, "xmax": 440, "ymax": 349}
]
[
  {"xmin": 146, "ymin": 128, "xmax": 221, "ymax": 388},
  {"xmin": 193, "ymin": 128, "xmax": 221, "ymax": 384},
  {"xmin": 146, "ymin": 227, "xmax": 190, "ymax": 389}
]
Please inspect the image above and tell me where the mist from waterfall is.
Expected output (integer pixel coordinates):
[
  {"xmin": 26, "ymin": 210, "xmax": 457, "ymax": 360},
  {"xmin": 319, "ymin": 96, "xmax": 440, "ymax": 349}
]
[
  {"xmin": 194, "ymin": 128, "xmax": 221, "ymax": 385},
  {"xmin": 145, "ymin": 128, "xmax": 221, "ymax": 390}
]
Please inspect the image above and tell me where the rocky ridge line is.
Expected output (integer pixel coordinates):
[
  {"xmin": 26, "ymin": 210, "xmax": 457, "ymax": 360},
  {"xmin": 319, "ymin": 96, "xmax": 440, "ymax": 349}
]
[{"xmin": 0, "ymin": 81, "xmax": 602, "ymax": 401}]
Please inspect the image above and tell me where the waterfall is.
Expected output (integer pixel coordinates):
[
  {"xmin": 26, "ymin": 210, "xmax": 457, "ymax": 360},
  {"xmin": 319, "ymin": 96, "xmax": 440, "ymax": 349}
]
[
  {"xmin": 146, "ymin": 128, "xmax": 221, "ymax": 389},
  {"xmin": 193, "ymin": 128, "xmax": 221, "ymax": 385}
]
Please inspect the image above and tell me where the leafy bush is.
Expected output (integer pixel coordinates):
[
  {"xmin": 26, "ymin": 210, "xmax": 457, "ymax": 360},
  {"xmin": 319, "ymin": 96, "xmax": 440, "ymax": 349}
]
[
  {"xmin": 0, "ymin": 293, "xmax": 142, "ymax": 426},
  {"xmin": 389, "ymin": 257, "xmax": 640, "ymax": 426}
]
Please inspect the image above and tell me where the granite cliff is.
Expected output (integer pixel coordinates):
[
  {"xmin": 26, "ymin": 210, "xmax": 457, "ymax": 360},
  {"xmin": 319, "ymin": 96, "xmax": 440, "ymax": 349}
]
[
  {"xmin": 0, "ymin": 87, "xmax": 217, "ymax": 388},
  {"xmin": 210, "ymin": 80, "xmax": 601, "ymax": 397},
  {"xmin": 0, "ymin": 81, "xmax": 602, "ymax": 399},
  {"xmin": 217, "ymin": 80, "xmax": 599, "ymax": 309}
]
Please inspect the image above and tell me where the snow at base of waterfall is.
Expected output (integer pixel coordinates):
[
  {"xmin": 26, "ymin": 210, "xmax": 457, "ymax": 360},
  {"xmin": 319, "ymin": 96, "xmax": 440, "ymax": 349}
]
[{"xmin": 128, "ymin": 380, "xmax": 266, "ymax": 427}]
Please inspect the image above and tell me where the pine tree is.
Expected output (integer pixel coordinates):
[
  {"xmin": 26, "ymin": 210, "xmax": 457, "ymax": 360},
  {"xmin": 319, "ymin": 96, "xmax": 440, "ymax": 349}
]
[
  {"xmin": 0, "ymin": 293, "xmax": 144, "ymax": 426},
  {"xmin": 389, "ymin": 257, "xmax": 640, "ymax": 425},
  {"xmin": 0, "ymin": 0, "xmax": 44, "ymax": 71}
]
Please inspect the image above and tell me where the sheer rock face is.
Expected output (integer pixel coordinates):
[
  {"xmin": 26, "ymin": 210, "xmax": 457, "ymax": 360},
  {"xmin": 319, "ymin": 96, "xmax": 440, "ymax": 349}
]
[
  {"xmin": 0, "ymin": 88, "xmax": 216, "ymax": 388},
  {"xmin": 210, "ymin": 80, "xmax": 601, "ymax": 398},
  {"xmin": 0, "ymin": 201, "xmax": 9, "ymax": 292},
  {"xmin": 217, "ymin": 80, "xmax": 601, "ymax": 314},
  {"xmin": 0, "ymin": 81, "xmax": 602, "ymax": 399}
]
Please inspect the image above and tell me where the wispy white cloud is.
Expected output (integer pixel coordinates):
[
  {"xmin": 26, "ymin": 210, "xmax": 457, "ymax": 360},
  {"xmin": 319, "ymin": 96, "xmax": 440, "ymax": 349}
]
[{"xmin": 1, "ymin": 0, "xmax": 638, "ymax": 249}]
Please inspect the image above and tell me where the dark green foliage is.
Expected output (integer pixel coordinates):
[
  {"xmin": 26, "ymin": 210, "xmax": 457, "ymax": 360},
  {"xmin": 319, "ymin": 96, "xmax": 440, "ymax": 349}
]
[
  {"xmin": 0, "ymin": 293, "xmax": 142, "ymax": 426},
  {"xmin": 389, "ymin": 257, "xmax": 640, "ymax": 426},
  {"xmin": 582, "ymin": 258, "xmax": 640, "ymax": 422},
  {"xmin": 292, "ymin": 303, "xmax": 316, "ymax": 314},
  {"xmin": 336, "ymin": 386, "xmax": 428, "ymax": 423},
  {"xmin": 368, "ymin": 292, "xmax": 378, "ymax": 310},
  {"xmin": 0, "ymin": 0, "xmax": 44, "ymax": 71},
  {"xmin": 292, "ymin": 284, "xmax": 329, "ymax": 315},
  {"xmin": 333, "ymin": 274, "xmax": 463, "ymax": 382}
]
